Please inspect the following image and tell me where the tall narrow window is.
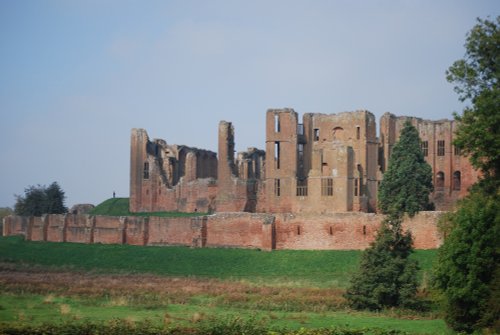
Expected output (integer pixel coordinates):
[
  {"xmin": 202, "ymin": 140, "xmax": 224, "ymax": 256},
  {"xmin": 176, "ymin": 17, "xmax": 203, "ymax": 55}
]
[
  {"xmin": 421, "ymin": 141, "xmax": 428, "ymax": 157},
  {"xmin": 274, "ymin": 142, "xmax": 280, "ymax": 169},
  {"xmin": 356, "ymin": 126, "xmax": 360, "ymax": 140},
  {"xmin": 314, "ymin": 128, "xmax": 319, "ymax": 141},
  {"xmin": 436, "ymin": 171, "xmax": 445, "ymax": 188},
  {"xmin": 274, "ymin": 179, "xmax": 281, "ymax": 197},
  {"xmin": 354, "ymin": 178, "xmax": 359, "ymax": 196},
  {"xmin": 453, "ymin": 171, "xmax": 461, "ymax": 190},
  {"xmin": 296, "ymin": 178, "xmax": 308, "ymax": 196},
  {"xmin": 298, "ymin": 143, "xmax": 304, "ymax": 163},
  {"xmin": 321, "ymin": 178, "xmax": 333, "ymax": 196},
  {"xmin": 143, "ymin": 162, "xmax": 149, "ymax": 179},
  {"xmin": 437, "ymin": 140, "xmax": 445, "ymax": 156},
  {"xmin": 454, "ymin": 146, "xmax": 461, "ymax": 156},
  {"xmin": 274, "ymin": 114, "xmax": 280, "ymax": 132}
]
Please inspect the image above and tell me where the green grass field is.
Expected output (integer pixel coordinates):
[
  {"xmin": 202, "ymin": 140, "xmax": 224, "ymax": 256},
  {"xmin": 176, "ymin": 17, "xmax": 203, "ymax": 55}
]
[
  {"xmin": 0, "ymin": 236, "xmax": 448, "ymax": 334},
  {"xmin": 89, "ymin": 198, "xmax": 206, "ymax": 217},
  {"xmin": 0, "ymin": 236, "xmax": 436, "ymax": 288}
]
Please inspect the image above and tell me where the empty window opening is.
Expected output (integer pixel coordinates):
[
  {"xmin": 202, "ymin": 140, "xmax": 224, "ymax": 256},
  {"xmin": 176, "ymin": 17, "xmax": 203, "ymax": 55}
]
[
  {"xmin": 363, "ymin": 225, "xmax": 366, "ymax": 235},
  {"xmin": 321, "ymin": 178, "xmax": 334, "ymax": 196},
  {"xmin": 329, "ymin": 226, "xmax": 333, "ymax": 235},
  {"xmin": 453, "ymin": 171, "xmax": 461, "ymax": 190},
  {"xmin": 143, "ymin": 162, "xmax": 150, "ymax": 179},
  {"xmin": 436, "ymin": 171, "xmax": 445, "ymax": 188},
  {"xmin": 437, "ymin": 140, "xmax": 445, "ymax": 156},
  {"xmin": 274, "ymin": 179, "xmax": 281, "ymax": 197},
  {"xmin": 274, "ymin": 142, "xmax": 280, "ymax": 169},
  {"xmin": 354, "ymin": 178, "xmax": 359, "ymax": 196},
  {"xmin": 356, "ymin": 126, "xmax": 360, "ymax": 140},
  {"xmin": 297, "ymin": 226, "xmax": 301, "ymax": 235},
  {"xmin": 421, "ymin": 141, "xmax": 428, "ymax": 157},
  {"xmin": 454, "ymin": 146, "xmax": 461, "ymax": 156},
  {"xmin": 298, "ymin": 143, "xmax": 304, "ymax": 161},
  {"xmin": 296, "ymin": 178, "xmax": 308, "ymax": 196},
  {"xmin": 274, "ymin": 114, "xmax": 280, "ymax": 132},
  {"xmin": 332, "ymin": 127, "xmax": 344, "ymax": 140},
  {"xmin": 297, "ymin": 123, "xmax": 304, "ymax": 135},
  {"xmin": 314, "ymin": 128, "xmax": 320, "ymax": 141}
]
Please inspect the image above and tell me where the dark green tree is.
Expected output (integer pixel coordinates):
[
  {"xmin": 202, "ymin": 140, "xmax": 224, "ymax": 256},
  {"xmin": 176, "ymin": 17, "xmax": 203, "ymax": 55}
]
[
  {"xmin": 446, "ymin": 17, "xmax": 500, "ymax": 181},
  {"xmin": 346, "ymin": 121, "xmax": 431, "ymax": 310},
  {"xmin": 433, "ymin": 17, "xmax": 500, "ymax": 333},
  {"xmin": 345, "ymin": 215, "xmax": 420, "ymax": 310},
  {"xmin": 378, "ymin": 121, "xmax": 434, "ymax": 217},
  {"xmin": 45, "ymin": 182, "xmax": 68, "ymax": 214},
  {"xmin": 14, "ymin": 182, "xmax": 68, "ymax": 216}
]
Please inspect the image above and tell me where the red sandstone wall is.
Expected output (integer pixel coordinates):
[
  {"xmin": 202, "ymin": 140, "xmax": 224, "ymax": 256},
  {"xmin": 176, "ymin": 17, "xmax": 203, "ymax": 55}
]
[
  {"xmin": 148, "ymin": 217, "xmax": 194, "ymax": 246},
  {"xmin": 2, "ymin": 216, "xmax": 29, "ymax": 237},
  {"xmin": 66, "ymin": 215, "xmax": 94, "ymax": 243},
  {"xmin": 125, "ymin": 217, "xmax": 148, "ymax": 246},
  {"xmin": 206, "ymin": 213, "xmax": 272, "ymax": 249},
  {"xmin": 275, "ymin": 213, "xmax": 380, "ymax": 250},
  {"xmin": 274, "ymin": 212, "xmax": 443, "ymax": 250},
  {"xmin": 93, "ymin": 216, "xmax": 125, "ymax": 244},
  {"xmin": 46, "ymin": 214, "xmax": 66, "ymax": 242},
  {"xmin": 3, "ymin": 212, "xmax": 444, "ymax": 250}
]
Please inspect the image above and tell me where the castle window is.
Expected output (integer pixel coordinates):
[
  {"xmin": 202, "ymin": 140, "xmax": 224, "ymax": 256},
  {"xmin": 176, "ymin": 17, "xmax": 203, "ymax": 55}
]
[
  {"xmin": 436, "ymin": 171, "xmax": 445, "ymax": 188},
  {"xmin": 321, "ymin": 178, "xmax": 333, "ymax": 196},
  {"xmin": 354, "ymin": 178, "xmax": 358, "ymax": 196},
  {"xmin": 274, "ymin": 142, "xmax": 280, "ymax": 169},
  {"xmin": 296, "ymin": 178, "xmax": 308, "ymax": 196},
  {"xmin": 298, "ymin": 143, "xmax": 304, "ymax": 163},
  {"xmin": 274, "ymin": 179, "xmax": 281, "ymax": 197},
  {"xmin": 437, "ymin": 140, "xmax": 445, "ymax": 156},
  {"xmin": 356, "ymin": 126, "xmax": 360, "ymax": 140},
  {"xmin": 297, "ymin": 123, "xmax": 304, "ymax": 135},
  {"xmin": 143, "ymin": 162, "xmax": 149, "ymax": 179},
  {"xmin": 454, "ymin": 146, "xmax": 461, "ymax": 156},
  {"xmin": 297, "ymin": 226, "xmax": 301, "ymax": 235},
  {"xmin": 453, "ymin": 171, "xmax": 461, "ymax": 190},
  {"xmin": 421, "ymin": 141, "xmax": 428, "ymax": 157},
  {"xmin": 314, "ymin": 128, "xmax": 319, "ymax": 141},
  {"xmin": 363, "ymin": 225, "xmax": 366, "ymax": 235},
  {"xmin": 274, "ymin": 114, "xmax": 280, "ymax": 133},
  {"xmin": 329, "ymin": 226, "xmax": 333, "ymax": 235}
]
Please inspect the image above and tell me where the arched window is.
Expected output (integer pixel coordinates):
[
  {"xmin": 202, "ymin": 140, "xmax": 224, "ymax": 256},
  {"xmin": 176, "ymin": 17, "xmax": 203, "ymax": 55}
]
[
  {"xmin": 436, "ymin": 171, "xmax": 444, "ymax": 188},
  {"xmin": 332, "ymin": 127, "xmax": 344, "ymax": 140},
  {"xmin": 453, "ymin": 171, "xmax": 461, "ymax": 190}
]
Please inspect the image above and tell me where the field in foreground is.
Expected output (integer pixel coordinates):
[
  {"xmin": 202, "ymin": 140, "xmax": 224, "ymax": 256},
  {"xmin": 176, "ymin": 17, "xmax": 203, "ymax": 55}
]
[{"xmin": 0, "ymin": 236, "xmax": 448, "ymax": 334}]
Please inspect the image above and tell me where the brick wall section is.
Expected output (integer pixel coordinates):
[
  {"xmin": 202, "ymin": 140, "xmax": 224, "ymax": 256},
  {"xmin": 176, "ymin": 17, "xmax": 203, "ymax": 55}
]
[
  {"xmin": 205, "ymin": 213, "xmax": 273, "ymax": 249},
  {"xmin": 93, "ymin": 216, "xmax": 126, "ymax": 245},
  {"xmin": 30, "ymin": 216, "xmax": 47, "ymax": 241},
  {"xmin": 147, "ymin": 217, "xmax": 194, "ymax": 246},
  {"xmin": 46, "ymin": 214, "xmax": 66, "ymax": 242},
  {"xmin": 125, "ymin": 216, "xmax": 148, "ymax": 246},
  {"xmin": 3, "ymin": 212, "xmax": 444, "ymax": 250},
  {"xmin": 274, "ymin": 213, "xmax": 380, "ymax": 250},
  {"xmin": 66, "ymin": 215, "xmax": 94, "ymax": 243}
]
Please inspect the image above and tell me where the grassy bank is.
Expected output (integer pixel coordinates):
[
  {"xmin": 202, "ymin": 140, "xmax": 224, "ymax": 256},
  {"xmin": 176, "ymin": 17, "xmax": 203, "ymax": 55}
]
[
  {"xmin": 0, "ymin": 236, "xmax": 436, "ymax": 288},
  {"xmin": 89, "ymin": 198, "xmax": 206, "ymax": 217}
]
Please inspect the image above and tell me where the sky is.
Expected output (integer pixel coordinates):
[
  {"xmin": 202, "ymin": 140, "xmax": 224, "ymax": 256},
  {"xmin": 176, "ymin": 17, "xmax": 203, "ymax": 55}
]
[{"xmin": 0, "ymin": 0, "xmax": 498, "ymax": 209}]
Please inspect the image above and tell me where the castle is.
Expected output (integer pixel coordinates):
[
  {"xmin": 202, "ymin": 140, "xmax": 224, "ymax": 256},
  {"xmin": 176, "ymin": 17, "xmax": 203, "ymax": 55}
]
[
  {"xmin": 4, "ymin": 109, "xmax": 477, "ymax": 250},
  {"xmin": 130, "ymin": 109, "xmax": 478, "ymax": 214}
]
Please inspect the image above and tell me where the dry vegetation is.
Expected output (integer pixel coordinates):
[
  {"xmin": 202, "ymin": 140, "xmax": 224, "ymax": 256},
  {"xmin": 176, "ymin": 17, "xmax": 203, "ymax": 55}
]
[{"xmin": 0, "ymin": 263, "xmax": 345, "ymax": 312}]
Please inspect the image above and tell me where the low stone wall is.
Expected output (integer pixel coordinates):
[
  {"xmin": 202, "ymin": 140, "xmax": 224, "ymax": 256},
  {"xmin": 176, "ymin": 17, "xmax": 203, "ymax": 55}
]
[{"xmin": 2, "ymin": 211, "xmax": 444, "ymax": 250}]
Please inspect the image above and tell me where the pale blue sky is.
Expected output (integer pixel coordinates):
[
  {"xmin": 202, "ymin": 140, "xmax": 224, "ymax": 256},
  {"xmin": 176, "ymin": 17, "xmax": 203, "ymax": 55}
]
[{"xmin": 0, "ymin": 1, "xmax": 498, "ymax": 208}]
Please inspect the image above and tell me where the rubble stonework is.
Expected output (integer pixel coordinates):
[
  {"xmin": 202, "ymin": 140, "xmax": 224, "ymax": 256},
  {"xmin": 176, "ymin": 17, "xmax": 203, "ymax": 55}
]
[{"xmin": 131, "ymin": 109, "xmax": 477, "ymax": 214}]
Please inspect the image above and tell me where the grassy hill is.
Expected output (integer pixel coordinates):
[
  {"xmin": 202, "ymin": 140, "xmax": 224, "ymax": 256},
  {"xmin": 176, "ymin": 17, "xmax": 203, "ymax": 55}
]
[{"xmin": 89, "ymin": 198, "xmax": 205, "ymax": 217}]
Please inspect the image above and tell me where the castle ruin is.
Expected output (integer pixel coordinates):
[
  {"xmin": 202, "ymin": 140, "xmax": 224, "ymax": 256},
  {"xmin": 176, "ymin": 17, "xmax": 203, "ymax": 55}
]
[{"xmin": 130, "ymin": 109, "xmax": 478, "ymax": 214}]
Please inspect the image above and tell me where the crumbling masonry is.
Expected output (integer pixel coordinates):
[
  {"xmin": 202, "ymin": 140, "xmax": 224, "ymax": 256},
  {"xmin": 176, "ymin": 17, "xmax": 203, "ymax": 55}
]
[{"xmin": 130, "ymin": 109, "xmax": 478, "ymax": 214}]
